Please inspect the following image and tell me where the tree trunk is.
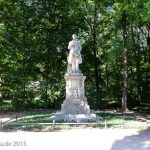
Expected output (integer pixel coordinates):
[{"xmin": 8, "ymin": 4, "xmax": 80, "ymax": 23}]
[
  {"xmin": 146, "ymin": 24, "xmax": 150, "ymax": 101},
  {"xmin": 131, "ymin": 26, "xmax": 141, "ymax": 103},
  {"xmin": 92, "ymin": 4, "xmax": 99, "ymax": 92},
  {"xmin": 135, "ymin": 44, "xmax": 141, "ymax": 102},
  {"xmin": 105, "ymin": 63, "xmax": 109, "ymax": 90},
  {"xmin": 121, "ymin": 11, "xmax": 129, "ymax": 112},
  {"xmin": 0, "ymin": 78, "xmax": 2, "ymax": 101},
  {"xmin": 22, "ymin": 57, "xmax": 26, "ymax": 101}
]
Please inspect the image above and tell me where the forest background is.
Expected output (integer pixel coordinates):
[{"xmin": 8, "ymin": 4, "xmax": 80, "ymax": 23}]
[{"xmin": 0, "ymin": 0, "xmax": 150, "ymax": 111}]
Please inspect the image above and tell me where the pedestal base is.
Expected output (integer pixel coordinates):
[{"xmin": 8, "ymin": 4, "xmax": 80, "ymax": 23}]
[
  {"xmin": 50, "ymin": 73, "xmax": 102, "ymax": 122},
  {"xmin": 50, "ymin": 112, "xmax": 102, "ymax": 122},
  {"xmin": 61, "ymin": 98, "xmax": 90, "ymax": 114}
]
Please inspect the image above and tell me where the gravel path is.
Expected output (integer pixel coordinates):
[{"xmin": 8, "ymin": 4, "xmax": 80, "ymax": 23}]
[
  {"xmin": 0, "ymin": 129, "xmax": 150, "ymax": 150},
  {"xmin": 0, "ymin": 112, "xmax": 23, "ymax": 122}
]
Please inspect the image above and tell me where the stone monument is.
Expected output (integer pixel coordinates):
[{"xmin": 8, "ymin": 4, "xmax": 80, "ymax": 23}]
[{"xmin": 50, "ymin": 34, "xmax": 100, "ymax": 122}]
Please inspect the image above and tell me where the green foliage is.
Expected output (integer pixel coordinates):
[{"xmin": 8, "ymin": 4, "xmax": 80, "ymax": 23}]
[{"xmin": 0, "ymin": 0, "xmax": 150, "ymax": 111}]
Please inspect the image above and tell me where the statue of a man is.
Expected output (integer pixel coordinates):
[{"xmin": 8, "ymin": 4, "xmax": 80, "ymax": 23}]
[{"xmin": 67, "ymin": 34, "xmax": 82, "ymax": 73}]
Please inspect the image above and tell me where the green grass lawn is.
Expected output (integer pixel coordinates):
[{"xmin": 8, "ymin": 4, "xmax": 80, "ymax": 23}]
[
  {"xmin": 2, "ymin": 111, "xmax": 150, "ymax": 131},
  {"xmin": 96, "ymin": 112, "xmax": 149, "ymax": 129}
]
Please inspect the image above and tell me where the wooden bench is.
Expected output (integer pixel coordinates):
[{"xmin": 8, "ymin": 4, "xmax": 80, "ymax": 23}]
[{"xmin": 140, "ymin": 102, "xmax": 150, "ymax": 113}]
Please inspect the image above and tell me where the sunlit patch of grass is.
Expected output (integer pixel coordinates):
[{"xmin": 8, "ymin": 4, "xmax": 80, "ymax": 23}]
[
  {"xmin": 96, "ymin": 112, "xmax": 149, "ymax": 129},
  {"xmin": 18, "ymin": 111, "xmax": 52, "ymax": 123}
]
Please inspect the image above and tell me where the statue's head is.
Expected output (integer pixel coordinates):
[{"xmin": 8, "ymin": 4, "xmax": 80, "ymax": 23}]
[{"xmin": 72, "ymin": 34, "xmax": 77, "ymax": 40}]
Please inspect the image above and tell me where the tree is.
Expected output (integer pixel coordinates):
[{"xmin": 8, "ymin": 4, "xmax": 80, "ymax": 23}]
[{"xmin": 121, "ymin": 10, "xmax": 129, "ymax": 111}]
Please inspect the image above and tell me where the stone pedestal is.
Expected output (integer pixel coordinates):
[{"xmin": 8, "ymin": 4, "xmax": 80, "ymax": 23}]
[
  {"xmin": 61, "ymin": 73, "xmax": 90, "ymax": 114},
  {"xmin": 50, "ymin": 73, "xmax": 101, "ymax": 122}
]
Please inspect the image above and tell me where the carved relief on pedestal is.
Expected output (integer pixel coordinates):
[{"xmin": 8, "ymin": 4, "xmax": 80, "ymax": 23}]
[
  {"xmin": 61, "ymin": 74, "xmax": 90, "ymax": 114},
  {"xmin": 68, "ymin": 87, "xmax": 84, "ymax": 99}
]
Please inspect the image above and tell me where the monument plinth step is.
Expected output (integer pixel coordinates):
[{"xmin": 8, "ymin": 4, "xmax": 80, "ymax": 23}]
[{"xmin": 50, "ymin": 112, "xmax": 102, "ymax": 122}]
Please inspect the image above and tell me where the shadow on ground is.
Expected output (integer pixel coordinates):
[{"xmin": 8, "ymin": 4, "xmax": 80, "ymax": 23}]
[{"xmin": 110, "ymin": 130, "xmax": 150, "ymax": 150}]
